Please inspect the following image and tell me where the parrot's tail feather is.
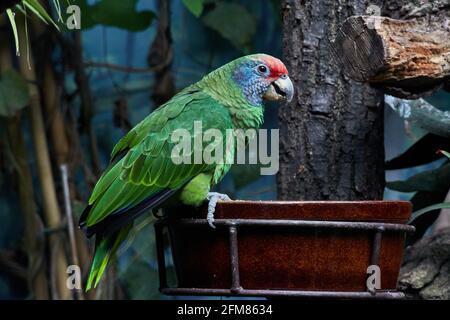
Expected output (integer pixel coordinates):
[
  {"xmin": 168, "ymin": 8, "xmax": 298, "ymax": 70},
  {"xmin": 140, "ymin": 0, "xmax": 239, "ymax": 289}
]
[
  {"xmin": 85, "ymin": 188, "xmax": 177, "ymax": 238},
  {"xmin": 86, "ymin": 224, "xmax": 132, "ymax": 291}
]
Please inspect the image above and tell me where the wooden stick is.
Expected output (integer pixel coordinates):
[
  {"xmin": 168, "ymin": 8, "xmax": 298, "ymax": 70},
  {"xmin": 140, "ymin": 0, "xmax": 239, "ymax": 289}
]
[
  {"xmin": 0, "ymin": 16, "xmax": 50, "ymax": 300},
  {"xmin": 330, "ymin": 15, "xmax": 450, "ymax": 98},
  {"xmin": 16, "ymin": 13, "xmax": 71, "ymax": 300}
]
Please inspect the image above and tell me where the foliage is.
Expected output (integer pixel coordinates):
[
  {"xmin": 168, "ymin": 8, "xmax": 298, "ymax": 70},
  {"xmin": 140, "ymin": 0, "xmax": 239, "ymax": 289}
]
[
  {"xmin": 69, "ymin": 0, "xmax": 155, "ymax": 31},
  {"xmin": 181, "ymin": 0, "xmax": 257, "ymax": 52},
  {"xmin": 439, "ymin": 150, "xmax": 450, "ymax": 158},
  {"xmin": 22, "ymin": 0, "xmax": 59, "ymax": 29},
  {"xmin": 409, "ymin": 202, "xmax": 450, "ymax": 224},
  {"xmin": 182, "ymin": 0, "xmax": 205, "ymax": 17},
  {"xmin": 0, "ymin": 70, "xmax": 30, "ymax": 117},
  {"xmin": 407, "ymin": 151, "xmax": 450, "ymax": 228},
  {"xmin": 386, "ymin": 94, "xmax": 450, "ymax": 240},
  {"xmin": 202, "ymin": 2, "xmax": 256, "ymax": 52},
  {"xmin": 4, "ymin": 0, "xmax": 60, "ymax": 55},
  {"xmin": 6, "ymin": 9, "xmax": 19, "ymax": 55},
  {"xmin": 386, "ymin": 163, "xmax": 450, "ymax": 193},
  {"xmin": 385, "ymin": 133, "xmax": 450, "ymax": 170}
]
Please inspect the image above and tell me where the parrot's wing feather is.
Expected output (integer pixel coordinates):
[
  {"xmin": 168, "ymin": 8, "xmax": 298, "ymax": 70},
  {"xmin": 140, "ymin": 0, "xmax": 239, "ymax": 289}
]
[
  {"xmin": 84, "ymin": 188, "xmax": 177, "ymax": 237},
  {"xmin": 80, "ymin": 89, "xmax": 234, "ymax": 235},
  {"xmin": 110, "ymin": 88, "xmax": 201, "ymax": 161}
]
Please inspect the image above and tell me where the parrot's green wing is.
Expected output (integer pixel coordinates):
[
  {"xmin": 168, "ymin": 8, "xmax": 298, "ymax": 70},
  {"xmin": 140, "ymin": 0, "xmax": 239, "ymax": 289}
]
[{"xmin": 80, "ymin": 88, "xmax": 234, "ymax": 233}]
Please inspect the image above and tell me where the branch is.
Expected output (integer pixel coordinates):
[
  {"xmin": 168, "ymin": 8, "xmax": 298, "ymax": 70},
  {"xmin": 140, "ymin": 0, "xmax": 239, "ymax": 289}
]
[
  {"xmin": 330, "ymin": 15, "xmax": 450, "ymax": 98},
  {"xmin": 385, "ymin": 95, "xmax": 450, "ymax": 138},
  {"xmin": 83, "ymin": 61, "xmax": 156, "ymax": 74}
]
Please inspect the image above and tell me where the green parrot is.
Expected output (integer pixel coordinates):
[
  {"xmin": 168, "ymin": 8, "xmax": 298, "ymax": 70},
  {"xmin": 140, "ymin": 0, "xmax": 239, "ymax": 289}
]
[{"xmin": 79, "ymin": 53, "xmax": 293, "ymax": 290}]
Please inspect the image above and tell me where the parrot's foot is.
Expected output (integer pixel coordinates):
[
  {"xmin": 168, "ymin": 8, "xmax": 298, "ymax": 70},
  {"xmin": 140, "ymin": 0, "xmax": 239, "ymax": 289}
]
[{"xmin": 206, "ymin": 192, "xmax": 231, "ymax": 228}]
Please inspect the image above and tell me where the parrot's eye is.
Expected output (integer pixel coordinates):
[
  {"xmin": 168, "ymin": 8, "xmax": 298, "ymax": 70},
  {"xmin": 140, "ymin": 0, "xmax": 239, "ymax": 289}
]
[{"xmin": 257, "ymin": 64, "xmax": 268, "ymax": 75}]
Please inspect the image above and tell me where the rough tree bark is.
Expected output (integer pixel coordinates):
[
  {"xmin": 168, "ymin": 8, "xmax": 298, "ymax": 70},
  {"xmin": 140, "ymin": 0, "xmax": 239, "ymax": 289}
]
[
  {"xmin": 278, "ymin": 0, "xmax": 385, "ymax": 201},
  {"xmin": 399, "ymin": 229, "xmax": 450, "ymax": 299}
]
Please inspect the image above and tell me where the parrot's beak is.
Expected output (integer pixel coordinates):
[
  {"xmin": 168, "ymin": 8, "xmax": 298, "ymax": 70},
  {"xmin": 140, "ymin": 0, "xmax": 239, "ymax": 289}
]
[{"xmin": 263, "ymin": 76, "xmax": 294, "ymax": 103}]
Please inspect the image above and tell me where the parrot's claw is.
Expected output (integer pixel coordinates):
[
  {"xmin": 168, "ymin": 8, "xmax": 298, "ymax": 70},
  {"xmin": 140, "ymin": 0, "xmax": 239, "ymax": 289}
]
[{"xmin": 206, "ymin": 192, "xmax": 231, "ymax": 228}]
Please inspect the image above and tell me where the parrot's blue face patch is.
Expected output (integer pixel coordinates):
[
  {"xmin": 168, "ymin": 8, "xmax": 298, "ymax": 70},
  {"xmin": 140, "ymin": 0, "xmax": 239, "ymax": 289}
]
[{"xmin": 232, "ymin": 60, "xmax": 272, "ymax": 106}]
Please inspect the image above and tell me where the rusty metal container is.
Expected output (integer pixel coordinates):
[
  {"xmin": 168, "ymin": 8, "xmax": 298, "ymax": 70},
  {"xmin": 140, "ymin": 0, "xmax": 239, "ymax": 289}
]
[{"xmin": 161, "ymin": 201, "xmax": 412, "ymax": 296}]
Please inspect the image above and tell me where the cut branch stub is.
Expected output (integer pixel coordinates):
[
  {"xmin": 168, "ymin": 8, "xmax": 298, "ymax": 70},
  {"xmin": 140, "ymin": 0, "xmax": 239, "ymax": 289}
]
[{"xmin": 331, "ymin": 15, "xmax": 450, "ymax": 99}]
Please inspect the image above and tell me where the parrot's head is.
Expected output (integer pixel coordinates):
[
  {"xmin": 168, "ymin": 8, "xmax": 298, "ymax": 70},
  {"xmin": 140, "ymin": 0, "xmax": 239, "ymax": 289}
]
[{"xmin": 231, "ymin": 54, "xmax": 294, "ymax": 105}]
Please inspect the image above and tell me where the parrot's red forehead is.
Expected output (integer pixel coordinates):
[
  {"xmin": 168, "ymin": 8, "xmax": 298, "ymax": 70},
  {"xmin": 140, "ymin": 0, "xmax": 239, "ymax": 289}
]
[{"xmin": 259, "ymin": 55, "xmax": 288, "ymax": 78}]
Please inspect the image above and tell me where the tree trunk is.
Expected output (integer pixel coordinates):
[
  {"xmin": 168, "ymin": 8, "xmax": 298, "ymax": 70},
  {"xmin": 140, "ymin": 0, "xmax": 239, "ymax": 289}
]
[{"xmin": 278, "ymin": 0, "xmax": 385, "ymax": 200}]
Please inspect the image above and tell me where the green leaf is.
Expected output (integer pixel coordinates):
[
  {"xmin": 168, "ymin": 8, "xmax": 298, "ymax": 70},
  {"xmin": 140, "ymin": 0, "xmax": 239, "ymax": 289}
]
[
  {"xmin": 0, "ymin": 70, "xmax": 30, "ymax": 117},
  {"xmin": 202, "ymin": 2, "xmax": 256, "ymax": 51},
  {"xmin": 409, "ymin": 202, "xmax": 450, "ymax": 224},
  {"xmin": 69, "ymin": 0, "xmax": 155, "ymax": 31},
  {"xmin": 182, "ymin": 0, "xmax": 204, "ymax": 17},
  {"xmin": 6, "ymin": 9, "xmax": 19, "ymax": 56},
  {"xmin": 438, "ymin": 150, "xmax": 450, "ymax": 159},
  {"xmin": 385, "ymin": 133, "xmax": 450, "ymax": 170},
  {"xmin": 386, "ymin": 162, "xmax": 450, "ymax": 193},
  {"xmin": 52, "ymin": 0, "xmax": 64, "ymax": 22},
  {"xmin": 24, "ymin": 0, "xmax": 60, "ymax": 30},
  {"xmin": 407, "ymin": 190, "xmax": 448, "ymax": 243}
]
